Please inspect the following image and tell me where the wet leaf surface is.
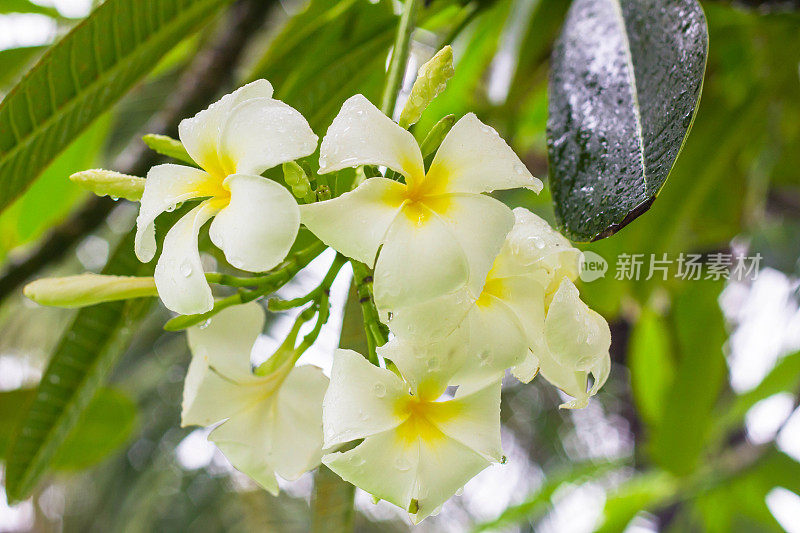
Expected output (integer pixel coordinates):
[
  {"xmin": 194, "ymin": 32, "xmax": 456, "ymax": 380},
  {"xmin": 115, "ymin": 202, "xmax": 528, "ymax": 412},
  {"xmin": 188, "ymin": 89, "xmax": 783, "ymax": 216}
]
[{"xmin": 547, "ymin": 0, "xmax": 708, "ymax": 241}]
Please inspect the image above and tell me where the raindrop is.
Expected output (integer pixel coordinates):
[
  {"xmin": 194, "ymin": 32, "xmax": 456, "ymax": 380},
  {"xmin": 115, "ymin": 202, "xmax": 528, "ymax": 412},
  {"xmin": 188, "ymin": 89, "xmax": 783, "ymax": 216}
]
[
  {"xmin": 180, "ymin": 261, "xmax": 193, "ymax": 278},
  {"xmin": 199, "ymin": 319, "xmax": 212, "ymax": 330},
  {"xmin": 374, "ymin": 382, "xmax": 386, "ymax": 398},
  {"xmin": 395, "ymin": 457, "xmax": 411, "ymax": 471}
]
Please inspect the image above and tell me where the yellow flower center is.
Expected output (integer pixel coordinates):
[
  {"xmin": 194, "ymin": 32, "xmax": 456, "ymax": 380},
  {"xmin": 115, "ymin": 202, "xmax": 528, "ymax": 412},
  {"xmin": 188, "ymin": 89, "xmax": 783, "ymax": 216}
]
[
  {"xmin": 194, "ymin": 147, "xmax": 237, "ymax": 208},
  {"xmin": 382, "ymin": 163, "xmax": 454, "ymax": 227},
  {"xmin": 393, "ymin": 394, "xmax": 461, "ymax": 448}
]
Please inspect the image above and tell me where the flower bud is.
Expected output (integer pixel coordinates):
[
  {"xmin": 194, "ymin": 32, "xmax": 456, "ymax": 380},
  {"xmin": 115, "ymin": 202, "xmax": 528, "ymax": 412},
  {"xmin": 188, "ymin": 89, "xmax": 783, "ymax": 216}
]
[
  {"xmin": 69, "ymin": 169, "xmax": 146, "ymax": 201},
  {"xmin": 24, "ymin": 274, "xmax": 158, "ymax": 308},
  {"xmin": 142, "ymin": 133, "xmax": 195, "ymax": 165},
  {"xmin": 283, "ymin": 161, "xmax": 316, "ymax": 200},
  {"xmin": 398, "ymin": 46, "xmax": 455, "ymax": 129}
]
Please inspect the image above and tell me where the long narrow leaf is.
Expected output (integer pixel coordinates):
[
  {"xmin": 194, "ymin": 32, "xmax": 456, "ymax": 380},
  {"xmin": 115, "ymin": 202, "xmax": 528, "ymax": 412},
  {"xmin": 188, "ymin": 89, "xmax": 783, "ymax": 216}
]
[
  {"xmin": 0, "ymin": 0, "xmax": 231, "ymax": 214},
  {"xmin": 3, "ymin": 228, "xmax": 152, "ymax": 502}
]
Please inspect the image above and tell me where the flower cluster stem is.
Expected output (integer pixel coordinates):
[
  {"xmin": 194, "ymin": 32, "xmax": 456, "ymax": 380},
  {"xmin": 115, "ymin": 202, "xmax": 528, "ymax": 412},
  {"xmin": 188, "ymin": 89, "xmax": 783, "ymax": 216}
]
[
  {"xmin": 380, "ymin": 0, "xmax": 419, "ymax": 117},
  {"xmin": 163, "ymin": 241, "xmax": 327, "ymax": 331},
  {"xmin": 351, "ymin": 261, "xmax": 389, "ymax": 365}
]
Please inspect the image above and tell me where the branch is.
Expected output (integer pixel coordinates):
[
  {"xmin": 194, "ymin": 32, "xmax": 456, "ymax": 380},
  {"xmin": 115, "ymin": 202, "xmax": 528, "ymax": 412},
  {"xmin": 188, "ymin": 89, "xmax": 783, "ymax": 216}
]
[{"xmin": 0, "ymin": 0, "xmax": 276, "ymax": 304}]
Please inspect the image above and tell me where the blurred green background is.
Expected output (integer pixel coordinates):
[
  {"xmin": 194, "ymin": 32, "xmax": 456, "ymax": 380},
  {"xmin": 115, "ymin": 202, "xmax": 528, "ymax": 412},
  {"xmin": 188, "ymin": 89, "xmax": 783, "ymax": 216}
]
[{"xmin": 1, "ymin": 0, "xmax": 799, "ymax": 531}]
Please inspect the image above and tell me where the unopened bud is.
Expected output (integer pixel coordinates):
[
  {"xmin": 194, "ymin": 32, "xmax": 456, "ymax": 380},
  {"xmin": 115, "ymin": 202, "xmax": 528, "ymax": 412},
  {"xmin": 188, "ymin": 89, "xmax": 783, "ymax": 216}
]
[
  {"xmin": 142, "ymin": 134, "xmax": 196, "ymax": 166},
  {"xmin": 69, "ymin": 169, "xmax": 146, "ymax": 201},
  {"xmin": 24, "ymin": 274, "xmax": 158, "ymax": 308},
  {"xmin": 419, "ymin": 114, "xmax": 456, "ymax": 160},
  {"xmin": 283, "ymin": 161, "xmax": 315, "ymax": 200},
  {"xmin": 398, "ymin": 46, "xmax": 454, "ymax": 129}
]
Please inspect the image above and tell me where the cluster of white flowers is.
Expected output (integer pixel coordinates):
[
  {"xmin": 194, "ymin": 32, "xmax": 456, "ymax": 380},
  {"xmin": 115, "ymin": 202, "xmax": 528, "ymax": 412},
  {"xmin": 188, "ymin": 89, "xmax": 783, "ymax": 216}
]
[{"xmin": 121, "ymin": 79, "xmax": 611, "ymax": 522}]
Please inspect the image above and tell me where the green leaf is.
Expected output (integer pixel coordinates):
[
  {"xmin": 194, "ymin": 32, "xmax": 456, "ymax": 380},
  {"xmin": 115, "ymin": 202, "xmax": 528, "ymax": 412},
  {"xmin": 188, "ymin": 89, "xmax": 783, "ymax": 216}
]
[
  {"xmin": 0, "ymin": 387, "xmax": 137, "ymax": 470},
  {"xmin": 718, "ymin": 349, "xmax": 800, "ymax": 433},
  {"xmin": 3, "ymin": 227, "xmax": 155, "ymax": 502},
  {"xmin": 628, "ymin": 306, "xmax": 675, "ymax": 427},
  {"xmin": 594, "ymin": 471, "xmax": 677, "ymax": 533},
  {"xmin": 52, "ymin": 387, "xmax": 138, "ymax": 470},
  {"xmin": 0, "ymin": 46, "xmax": 46, "ymax": 88},
  {"xmin": 649, "ymin": 280, "xmax": 727, "ymax": 476},
  {"xmin": 0, "ymin": 0, "xmax": 62, "ymax": 18},
  {"xmin": 0, "ymin": 115, "xmax": 108, "ymax": 261},
  {"xmin": 250, "ymin": 0, "xmax": 397, "ymax": 133},
  {"xmin": 472, "ymin": 459, "xmax": 624, "ymax": 532},
  {"xmin": 547, "ymin": 0, "xmax": 708, "ymax": 241},
  {"xmin": 0, "ymin": 0, "xmax": 232, "ymax": 215}
]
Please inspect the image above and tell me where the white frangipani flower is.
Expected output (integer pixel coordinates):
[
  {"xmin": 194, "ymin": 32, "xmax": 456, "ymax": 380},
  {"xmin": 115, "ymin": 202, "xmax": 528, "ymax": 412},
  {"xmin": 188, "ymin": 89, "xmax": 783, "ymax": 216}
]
[
  {"xmin": 135, "ymin": 80, "xmax": 318, "ymax": 314},
  {"xmin": 299, "ymin": 94, "xmax": 541, "ymax": 318},
  {"xmin": 181, "ymin": 302, "xmax": 328, "ymax": 493},
  {"xmin": 518, "ymin": 276, "xmax": 611, "ymax": 409},
  {"xmin": 383, "ymin": 208, "xmax": 610, "ymax": 408},
  {"xmin": 321, "ymin": 349, "xmax": 503, "ymax": 523}
]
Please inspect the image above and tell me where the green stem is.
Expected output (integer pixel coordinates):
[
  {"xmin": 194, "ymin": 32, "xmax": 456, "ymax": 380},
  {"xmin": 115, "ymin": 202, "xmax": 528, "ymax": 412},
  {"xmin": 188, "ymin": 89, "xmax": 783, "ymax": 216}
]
[
  {"xmin": 380, "ymin": 0, "xmax": 419, "ymax": 116},
  {"xmin": 269, "ymin": 253, "xmax": 347, "ymax": 311},
  {"xmin": 351, "ymin": 261, "xmax": 388, "ymax": 365},
  {"xmin": 165, "ymin": 241, "xmax": 327, "ymax": 331}
]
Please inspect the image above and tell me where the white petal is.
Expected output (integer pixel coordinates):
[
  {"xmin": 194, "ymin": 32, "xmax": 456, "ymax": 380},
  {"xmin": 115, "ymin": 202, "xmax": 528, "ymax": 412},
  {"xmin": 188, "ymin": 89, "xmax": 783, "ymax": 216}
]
[
  {"xmin": 412, "ymin": 437, "xmax": 492, "ymax": 522},
  {"xmin": 135, "ymin": 164, "xmax": 215, "ymax": 262},
  {"xmin": 210, "ymin": 365, "xmax": 328, "ymax": 489},
  {"xmin": 270, "ymin": 365, "xmax": 329, "ymax": 479},
  {"xmin": 220, "ymin": 98, "xmax": 318, "ymax": 175},
  {"xmin": 373, "ymin": 204, "xmax": 469, "ymax": 314},
  {"xmin": 544, "ymin": 278, "xmax": 611, "ymax": 372},
  {"xmin": 209, "ymin": 174, "xmax": 300, "ymax": 271},
  {"xmin": 383, "ymin": 284, "xmax": 473, "ymax": 341},
  {"xmin": 178, "ymin": 79, "xmax": 274, "ymax": 174},
  {"xmin": 511, "ymin": 352, "xmax": 539, "ymax": 383},
  {"xmin": 461, "ymin": 298, "xmax": 529, "ymax": 384},
  {"xmin": 488, "ymin": 275, "xmax": 547, "ymax": 345},
  {"xmin": 428, "ymin": 380, "xmax": 503, "ymax": 462},
  {"xmin": 504, "ymin": 207, "xmax": 581, "ymax": 291},
  {"xmin": 154, "ymin": 201, "xmax": 218, "ymax": 315},
  {"xmin": 299, "ymin": 177, "xmax": 406, "ymax": 265},
  {"xmin": 536, "ymin": 352, "xmax": 592, "ymax": 409},
  {"xmin": 210, "ymin": 402, "xmax": 282, "ymax": 495},
  {"xmin": 181, "ymin": 303, "xmax": 266, "ymax": 427},
  {"xmin": 186, "ymin": 301, "xmax": 265, "ymax": 380},
  {"xmin": 318, "ymin": 94, "xmax": 424, "ymax": 183},
  {"xmin": 428, "ymin": 113, "xmax": 542, "ymax": 194},
  {"xmin": 323, "ymin": 349, "xmax": 408, "ymax": 448},
  {"xmin": 322, "ymin": 429, "xmax": 419, "ymax": 512},
  {"xmin": 377, "ymin": 332, "xmax": 470, "ymax": 400},
  {"xmin": 427, "ymin": 193, "xmax": 514, "ymax": 295}
]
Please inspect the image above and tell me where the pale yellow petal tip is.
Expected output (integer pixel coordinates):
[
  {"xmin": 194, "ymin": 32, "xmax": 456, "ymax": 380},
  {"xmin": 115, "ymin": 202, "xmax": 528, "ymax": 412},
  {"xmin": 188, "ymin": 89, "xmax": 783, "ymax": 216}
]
[
  {"xmin": 525, "ymin": 177, "xmax": 544, "ymax": 194},
  {"xmin": 558, "ymin": 397, "xmax": 590, "ymax": 410}
]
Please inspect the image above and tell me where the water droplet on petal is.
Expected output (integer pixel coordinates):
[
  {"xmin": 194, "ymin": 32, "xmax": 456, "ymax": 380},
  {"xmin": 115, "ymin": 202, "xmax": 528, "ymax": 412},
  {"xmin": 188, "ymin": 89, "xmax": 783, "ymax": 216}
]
[
  {"xmin": 374, "ymin": 382, "xmax": 386, "ymax": 398},
  {"xmin": 395, "ymin": 457, "xmax": 411, "ymax": 471},
  {"xmin": 180, "ymin": 261, "xmax": 193, "ymax": 277}
]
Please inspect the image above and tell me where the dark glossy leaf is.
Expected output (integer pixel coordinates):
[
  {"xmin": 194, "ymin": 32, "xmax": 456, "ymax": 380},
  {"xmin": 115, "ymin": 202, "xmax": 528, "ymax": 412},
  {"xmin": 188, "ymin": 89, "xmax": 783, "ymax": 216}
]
[
  {"xmin": 0, "ymin": 0, "xmax": 231, "ymax": 214},
  {"xmin": 547, "ymin": 0, "xmax": 708, "ymax": 241},
  {"xmin": 0, "ymin": 387, "xmax": 137, "ymax": 470}
]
